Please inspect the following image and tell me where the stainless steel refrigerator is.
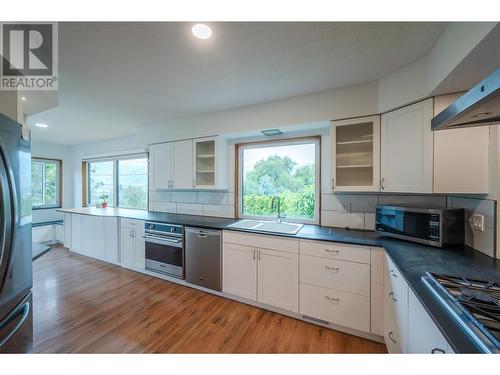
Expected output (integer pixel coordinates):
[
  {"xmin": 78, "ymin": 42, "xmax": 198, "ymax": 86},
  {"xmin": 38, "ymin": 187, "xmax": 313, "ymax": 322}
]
[{"xmin": 0, "ymin": 113, "xmax": 32, "ymax": 353}]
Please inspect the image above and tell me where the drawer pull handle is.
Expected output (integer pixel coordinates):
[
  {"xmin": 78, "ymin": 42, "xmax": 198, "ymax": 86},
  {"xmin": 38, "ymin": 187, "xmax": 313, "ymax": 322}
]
[
  {"xmin": 325, "ymin": 249, "xmax": 339, "ymax": 255},
  {"xmin": 388, "ymin": 331, "xmax": 396, "ymax": 344},
  {"xmin": 325, "ymin": 265, "xmax": 340, "ymax": 272},
  {"xmin": 389, "ymin": 292, "xmax": 397, "ymax": 302},
  {"xmin": 390, "ymin": 270, "xmax": 398, "ymax": 278},
  {"xmin": 431, "ymin": 347, "xmax": 446, "ymax": 354},
  {"xmin": 324, "ymin": 296, "xmax": 340, "ymax": 303}
]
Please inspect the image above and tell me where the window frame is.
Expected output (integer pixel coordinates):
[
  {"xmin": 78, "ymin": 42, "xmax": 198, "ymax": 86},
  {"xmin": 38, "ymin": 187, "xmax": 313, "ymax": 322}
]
[
  {"xmin": 85, "ymin": 154, "xmax": 149, "ymax": 210},
  {"xmin": 236, "ymin": 136, "xmax": 321, "ymax": 225},
  {"xmin": 31, "ymin": 157, "xmax": 62, "ymax": 210}
]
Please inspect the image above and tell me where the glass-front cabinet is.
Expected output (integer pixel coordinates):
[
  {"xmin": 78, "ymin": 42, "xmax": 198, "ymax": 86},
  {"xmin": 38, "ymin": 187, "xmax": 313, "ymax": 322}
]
[
  {"xmin": 194, "ymin": 138, "xmax": 216, "ymax": 187},
  {"xmin": 331, "ymin": 115, "xmax": 380, "ymax": 191},
  {"xmin": 192, "ymin": 136, "xmax": 227, "ymax": 189}
]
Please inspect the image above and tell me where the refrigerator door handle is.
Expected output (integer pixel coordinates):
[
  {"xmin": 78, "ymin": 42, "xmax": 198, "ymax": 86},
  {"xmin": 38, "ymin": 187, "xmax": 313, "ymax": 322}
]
[
  {"xmin": 0, "ymin": 144, "xmax": 15, "ymax": 292},
  {"xmin": 0, "ymin": 300, "xmax": 29, "ymax": 348}
]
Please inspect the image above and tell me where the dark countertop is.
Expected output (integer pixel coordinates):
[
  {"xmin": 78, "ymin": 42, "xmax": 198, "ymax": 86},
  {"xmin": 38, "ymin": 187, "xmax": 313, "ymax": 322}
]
[
  {"xmin": 57, "ymin": 207, "xmax": 382, "ymax": 245},
  {"xmin": 380, "ymin": 238, "xmax": 500, "ymax": 354},
  {"xmin": 59, "ymin": 207, "xmax": 500, "ymax": 353}
]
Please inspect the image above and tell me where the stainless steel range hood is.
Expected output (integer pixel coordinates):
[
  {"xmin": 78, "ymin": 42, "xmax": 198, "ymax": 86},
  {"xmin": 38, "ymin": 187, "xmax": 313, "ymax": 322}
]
[{"xmin": 431, "ymin": 68, "xmax": 500, "ymax": 131}]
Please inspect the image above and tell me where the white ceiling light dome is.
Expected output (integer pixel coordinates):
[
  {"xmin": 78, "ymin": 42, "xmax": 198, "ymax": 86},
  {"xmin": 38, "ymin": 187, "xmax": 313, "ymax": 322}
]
[{"xmin": 192, "ymin": 24, "xmax": 212, "ymax": 40}]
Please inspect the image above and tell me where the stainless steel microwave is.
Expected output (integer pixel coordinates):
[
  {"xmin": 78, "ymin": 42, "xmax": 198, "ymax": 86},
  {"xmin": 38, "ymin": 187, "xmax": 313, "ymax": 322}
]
[{"xmin": 375, "ymin": 205, "xmax": 465, "ymax": 247}]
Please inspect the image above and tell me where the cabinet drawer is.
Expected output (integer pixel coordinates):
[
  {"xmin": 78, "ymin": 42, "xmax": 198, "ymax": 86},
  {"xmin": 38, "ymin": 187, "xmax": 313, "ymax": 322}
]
[
  {"xmin": 121, "ymin": 218, "xmax": 144, "ymax": 230},
  {"xmin": 300, "ymin": 255, "xmax": 370, "ymax": 296},
  {"xmin": 223, "ymin": 230, "xmax": 298, "ymax": 254},
  {"xmin": 300, "ymin": 283, "xmax": 370, "ymax": 333},
  {"xmin": 299, "ymin": 239, "xmax": 370, "ymax": 264}
]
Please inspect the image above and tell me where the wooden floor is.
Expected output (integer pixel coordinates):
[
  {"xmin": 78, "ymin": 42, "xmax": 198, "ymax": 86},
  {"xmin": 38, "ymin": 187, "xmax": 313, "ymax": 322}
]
[{"xmin": 33, "ymin": 247, "xmax": 387, "ymax": 354}]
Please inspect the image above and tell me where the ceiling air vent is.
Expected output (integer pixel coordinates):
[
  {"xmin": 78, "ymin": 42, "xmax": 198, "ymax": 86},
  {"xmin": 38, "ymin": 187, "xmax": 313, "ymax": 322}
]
[{"xmin": 261, "ymin": 128, "xmax": 282, "ymax": 136}]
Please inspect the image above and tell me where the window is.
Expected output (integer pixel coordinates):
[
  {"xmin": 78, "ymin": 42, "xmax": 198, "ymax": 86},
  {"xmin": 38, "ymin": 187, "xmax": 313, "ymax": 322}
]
[
  {"xmin": 238, "ymin": 138, "xmax": 320, "ymax": 223},
  {"xmin": 86, "ymin": 155, "xmax": 148, "ymax": 210},
  {"xmin": 31, "ymin": 158, "xmax": 61, "ymax": 209},
  {"xmin": 118, "ymin": 158, "xmax": 148, "ymax": 209}
]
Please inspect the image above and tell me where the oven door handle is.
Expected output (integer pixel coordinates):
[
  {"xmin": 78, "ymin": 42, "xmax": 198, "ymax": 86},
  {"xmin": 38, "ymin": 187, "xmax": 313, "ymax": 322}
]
[{"xmin": 142, "ymin": 234, "xmax": 183, "ymax": 247}]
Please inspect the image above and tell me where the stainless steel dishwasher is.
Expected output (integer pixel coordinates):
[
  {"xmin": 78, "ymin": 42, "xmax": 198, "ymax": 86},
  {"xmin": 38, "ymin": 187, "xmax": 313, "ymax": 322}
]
[{"xmin": 185, "ymin": 227, "xmax": 221, "ymax": 291}]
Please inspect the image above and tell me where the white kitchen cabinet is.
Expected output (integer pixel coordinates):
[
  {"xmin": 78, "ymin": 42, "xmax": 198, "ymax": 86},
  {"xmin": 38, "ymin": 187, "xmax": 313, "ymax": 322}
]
[
  {"xmin": 149, "ymin": 136, "xmax": 227, "ymax": 191},
  {"xmin": 63, "ymin": 213, "xmax": 72, "ymax": 248},
  {"xmin": 300, "ymin": 283, "xmax": 370, "ymax": 332},
  {"xmin": 258, "ymin": 248, "xmax": 298, "ymax": 312},
  {"xmin": 149, "ymin": 142, "xmax": 173, "ymax": 190},
  {"xmin": 300, "ymin": 255, "xmax": 370, "ymax": 296},
  {"xmin": 71, "ymin": 214, "xmax": 83, "ymax": 252},
  {"xmin": 172, "ymin": 139, "xmax": 194, "ymax": 189},
  {"xmin": 222, "ymin": 242, "xmax": 258, "ymax": 300},
  {"xmin": 222, "ymin": 231, "xmax": 298, "ymax": 312},
  {"xmin": 298, "ymin": 239, "xmax": 372, "ymax": 333},
  {"xmin": 193, "ymin": 137, "xmax": 228, "ymax": 189},
  {"xmin": 370, "ymin": 247, "xmax": 385, "ymax": 336},
  {"xmin": 384, "ymin": 255, "xmax": 409, "ymax": 353},
  {"xmin": 121, "ymin": 227, "xmax": 136, "ymax": 268},
  {"xmin": 82, "ymin": 215, "xmax": 95, "ymax": 255},
  {"xmin": 331, "ymin": 115, "xmax": 380, "ymax": 192},
  {"xmin": 433, "ymin": 93, "xmax": 490, "ymax": 194},
  {"xmin": 120, "ymin": 218, "xmax": 145, "ymax": 271},
  {"xmin": 93, "ymin": 216, "xmax": 106, "ymax": 259},
  {"xmin": 381, "ymin": 98, "xmax": 433, "ymax": 193},
  {"xmin": 408, "ymin": 288, "xmax": 450, "ymax": 354},
  {"xmin": 104, "ymin": 217, "xmax": 119, "ymax": 262}
]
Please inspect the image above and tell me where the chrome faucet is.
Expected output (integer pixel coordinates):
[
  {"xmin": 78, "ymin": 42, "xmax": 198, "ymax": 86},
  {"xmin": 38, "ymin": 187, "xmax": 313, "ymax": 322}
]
[{"xmin": 271, "ymin": 196, "xmax": 286, "ymax": 223}]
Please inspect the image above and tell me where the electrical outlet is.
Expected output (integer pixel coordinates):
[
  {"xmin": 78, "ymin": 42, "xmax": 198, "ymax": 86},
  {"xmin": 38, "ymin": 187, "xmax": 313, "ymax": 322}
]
[{"xmin": 471, "ymin": 214, "xmax": 485, "ymax": 231}]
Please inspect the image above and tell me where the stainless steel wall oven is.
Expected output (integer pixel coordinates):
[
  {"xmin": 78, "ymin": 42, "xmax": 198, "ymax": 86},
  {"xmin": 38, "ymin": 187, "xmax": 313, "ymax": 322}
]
[{"xmin": 144, "ymin": 221, "xmax": 184, "ymax": 279}]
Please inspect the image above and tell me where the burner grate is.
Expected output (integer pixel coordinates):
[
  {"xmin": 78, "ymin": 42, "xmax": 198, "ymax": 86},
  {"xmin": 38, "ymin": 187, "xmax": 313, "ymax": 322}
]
[{"xmin": 429, "ymin": 272, "xmax": 500, "ymax": 342}]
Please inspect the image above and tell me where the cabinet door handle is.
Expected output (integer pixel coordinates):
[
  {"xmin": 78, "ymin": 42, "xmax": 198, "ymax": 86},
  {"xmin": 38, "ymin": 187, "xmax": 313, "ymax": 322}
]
[
  {"xmin": 331, "ymin": 178, "xmax": 335, "ymax": 191},
  {"xmin": 388, "ymin": 331, "xmax": 397, "ymax": 344},
  {"xmin": 325, "ymin": 265, "xmax": 340, "ymax": 272},
  {"xmin": 171, "ymin": 180, "xmax": 174, "ymax": 188},
  {"xmin": 431, "ymin": 347, "xmax": 446, "ymax": 354},
  {"xmin": 389, "ymin": 291, "xmax": 397, "ymax": 302},
  {"xmin": 380, "ymin": 178, "xmax": 385, "ymax": 191},
  {"xmin": 252, "ymin": 249, "xmax": 256, "ymax": 260},
  {"xmin": 258, "ymin": 249, "xmax": 261, "ymax": 261},
  {"xmin": 193, "ymin": 179, "xmax": 196, "ymax": 188},
  {"xmin": 325, "ymin": 249, "xmax": 339, "ymax": 256},
  {"xmin": 390, "ymin": 270, "xmax": 398, "ymax": 278},
  {"xmin": 324, "ymin": 296, "xmax": 340, "ymax": 303}
]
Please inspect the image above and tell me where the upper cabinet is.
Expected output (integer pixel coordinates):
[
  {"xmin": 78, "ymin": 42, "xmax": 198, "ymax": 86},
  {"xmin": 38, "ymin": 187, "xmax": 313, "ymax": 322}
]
[
  {"xmin": 381, "ymin": 98, "xmax": 434, "ymax": 193},
  {"xmin": 193, "ymin": 137, "xmax": 227, "ymax": 189},
  {"xmin": 433, "ymin": 93, "xmax": 490, "ymax": 194},
  {"xmin": 149, "ymin": 136, "xmax": 227, "ymax": 190},
  {"xmin": 331, "ymin": 115, "xmax": 380, "ymax": 192},
  {"xmin": 149, "ymin": 142, "xmax": 173, "ymax": 190},
  {"xmin": 172, "ymin": 139, "xmax": 194, "ymax": 189}
]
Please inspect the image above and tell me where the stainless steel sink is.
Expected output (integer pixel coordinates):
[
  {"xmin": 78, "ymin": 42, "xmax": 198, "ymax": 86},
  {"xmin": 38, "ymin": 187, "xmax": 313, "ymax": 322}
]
[{"xmin": 227, "ymin": 219, "xmax": 303, "ymax": 235}]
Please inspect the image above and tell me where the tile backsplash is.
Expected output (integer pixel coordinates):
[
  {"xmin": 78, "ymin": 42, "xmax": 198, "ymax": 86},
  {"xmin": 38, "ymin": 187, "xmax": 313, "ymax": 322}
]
[
  {"xmin": 321, "ymin": 193, "xmax": 496, "ymax": 258},
  {"xmin": 150, "ymin": 190, "xmax": 234, "ymax": 218},
  {"xmin": 150, "ymin": 189, "xmax": 496, "ymax": 258}
]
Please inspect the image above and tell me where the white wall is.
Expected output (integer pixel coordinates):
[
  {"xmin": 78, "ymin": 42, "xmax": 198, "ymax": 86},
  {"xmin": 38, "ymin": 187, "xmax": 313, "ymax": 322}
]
[
  {"xmin": 31, "ymin": 140, "xmax": 74, "ymax": 223},
  {"xmin": 377, "ymin": 22, "xmax": 497, "ymax": 112}
]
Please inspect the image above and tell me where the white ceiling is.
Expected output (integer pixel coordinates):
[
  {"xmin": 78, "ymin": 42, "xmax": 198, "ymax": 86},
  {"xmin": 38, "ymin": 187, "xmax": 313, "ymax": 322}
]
[{"xmin": 28, "ymin": 22, "xmax": 447, "ymax": 145}]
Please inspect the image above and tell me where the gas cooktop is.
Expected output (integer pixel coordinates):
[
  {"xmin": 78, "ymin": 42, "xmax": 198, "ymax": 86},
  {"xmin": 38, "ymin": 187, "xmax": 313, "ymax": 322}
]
[{"xmin": 422, "ymin": 272, "xmax": 500, "ymax": 353}]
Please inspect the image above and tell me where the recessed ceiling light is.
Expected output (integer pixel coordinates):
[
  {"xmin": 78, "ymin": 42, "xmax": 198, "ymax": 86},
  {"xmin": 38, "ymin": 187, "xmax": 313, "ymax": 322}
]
[
  {"xmin": 192, "ymin": 24, "xmax": 212, "ymax": 40},
  {"xmin": 35, "ymin": 123, "xmax": 48, "ymax": 128},
  {"xmin": 21, "ymin": 96, "xmax": 26, "ymax": 101},
  {"xmin": 473, "ymin": 112, "xmax": 491, "ymax": 118}
]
